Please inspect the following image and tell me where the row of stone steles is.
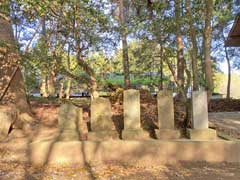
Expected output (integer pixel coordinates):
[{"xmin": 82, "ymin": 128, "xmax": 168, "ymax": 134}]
[{"xmin": 58, "ymin": 90, "xmax": 216, "ymax": 141}]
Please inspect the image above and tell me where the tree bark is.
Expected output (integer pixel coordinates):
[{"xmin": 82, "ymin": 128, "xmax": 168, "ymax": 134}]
[
  {"xmin": 175, "ymin": 0, "xmax": 185, "ymax": 97},
  {"xmin": 185, "ymin": 0, "xmax": 199, "ymax": 91},
  {"xmin": 203, "ymin": 0, "xmax": 214, "ymax": 101},
  {"xmin": 225, "ymin": 47, "xmax": 231, "ymax": 99},
  {"xmin": 65, "ymin": 78, "xmax": 71, "ymax": 99},
  {"xmin": 47, "ymin": 70, "xmax": 55, "ymax": 97},
  {"xmin": 119, "ymin": 0, "xmax": 130, "ymax": 89}
]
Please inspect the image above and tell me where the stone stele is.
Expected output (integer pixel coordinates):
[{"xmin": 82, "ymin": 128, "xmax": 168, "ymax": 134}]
[
  {"xmin": 123, "ymin": 89, "xmax": 141, "ymax": 130},
  {"xmin": 89, "ymin": 97, "xmax": 118, "ymax": 140},
  {"xmin": 187, "ymin": 91, "xmax": 216, "ymax": 140},
  {"xmin": 58, "ymin": 103, "xmax": 85, "ymax": 141},
  {"xmin": 122, "ymin": 89, "xmax": 149, "ymax": 140},
  {"xmin": 90, "ymin": 97, "xmax": 114, "ymax": 131},
  {"xmin": 156, "ymin": 91, "xmax": 180, "ymax": 139}
]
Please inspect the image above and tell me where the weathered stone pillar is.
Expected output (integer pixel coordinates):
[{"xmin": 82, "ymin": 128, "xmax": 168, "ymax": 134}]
[
  {"xmin": 88, "ymin": 97, "xmax": 118, "ymax": 140},
  {"xmin": 156, "ymin": 91, "xmax": 180, "ymax": 139},
  {"xmin": 58, "ymin": 103, "xmax": 87, "ymax": 141},
  {"xmin": 122, "ymin": 89, "xmax": 149, "ymax": 140},
  {"xmin": 187, "ymin": 91, "xmax": 216, "ymax": 140}
]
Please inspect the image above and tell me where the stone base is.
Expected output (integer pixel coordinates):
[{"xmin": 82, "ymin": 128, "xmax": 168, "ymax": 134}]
[
  {"xmin": 58, "ymin": 130, "xmax": 80, "ymax": 141},
  {"xmin": 187, "ymin": 128, "xmax": 217, "ymax": 140},
  {"xmin": 88, "ymin": 130, "xmax": 119, "ymax": 141},
  {"xmin": 156, "ymin": 129, "xmax": 181, "ymax": 140},
  {"xmin": 122, "ymin": 129, "xmax": 150, "ymax": 140}
]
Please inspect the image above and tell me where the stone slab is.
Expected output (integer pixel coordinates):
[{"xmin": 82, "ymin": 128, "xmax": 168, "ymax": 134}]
[
  {"xmin": 58, "ymin": 130, "xmax": 80, "ymax": 141},
  {"xmin": 88, "ymin": 130, "xmax": 119, "ymax": 141},
  {"xmin": 156, "ymin": 129, "xmax": 181, "ymax": 139},
  {"xmin": 123, "ymin": 89, "xmax": 141, "ymax": 130},
  {"xmin": 187, "ymin": 128, "xmax": 217, "ymax": 140},
  {"xmin": 58, "ymin": 103, "xmax": 83, "ymax": 130},
  {"xmin": 192, "ymin": 91, "xmax": 209, "ymax": 129},
  {"xmin": 122, "ymin": 129, "xmax": 150, "ymax": 140},
  {"xmin": 157, "ymin": 91, "xmax": 174, "ymax": 129},
  {"xmin": 28, "ymin": 139, "xmax": 240, "ymax": 166},
  {"xmin": 91, "ymin": 97, "xmax": 114, "ymax": 131}
]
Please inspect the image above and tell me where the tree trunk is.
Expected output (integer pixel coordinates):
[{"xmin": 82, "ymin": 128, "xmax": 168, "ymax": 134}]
[
  {"xmin": 47, "ymin": 70, "xmax": 55, "ymax": 97},
  {"xmin": 203, "ymin": 0, "xmax": 214, "ymax": 101},
  {"xmin": 175, "ymin": 0, "xmax": 185, "ymax": 98},
  {"xmin": 58, "ymin": 81, "xmax": 64, "ymax": 99},
  {"xmin": 119, "ymin": 0, "xmax": 130, "ymax": 89},
  {"xmin": 74, "ymin": 4, "xmax": 99, "ymax": 99},
  {"xmin": 185, "ymin": 0, "xmax": 199, "ymax": 91},
  {"xmin": 65, "ymin": 78, "xmax": 72, "ymax": 99},
  {"xmin": 40, "ymin": 74, "xmax": 48, "ymax": 97},
  {"xmin": 0, "ymin": 10, "xmax": 31, "ymax": 117},
  {"xmin": 159, "ymin": 46, "xmax": 164, "ymax": 90},
  {"xmin": 225, "ymin": 47, "xmax": 231, "ymax": 99}
]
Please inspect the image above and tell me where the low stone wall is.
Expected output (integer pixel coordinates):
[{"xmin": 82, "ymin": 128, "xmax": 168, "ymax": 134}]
[{"xmin": 29, "ymin": 139, "xmax": 240, "ymax": 166}]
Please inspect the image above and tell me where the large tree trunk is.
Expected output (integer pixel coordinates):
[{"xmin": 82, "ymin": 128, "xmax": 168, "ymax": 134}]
[
  {"xmin": 0, "ymin": 8, "xmax": 32, "ymax": 125},
  {"xmin": 175, "ymin": 0, "xmax": 185, "ymax": 98},
  {"xmin": 203, "ymin": 0, "xmax": 214, "ymax": 101},
  {"xmin": 185, "ymin": 0, "xmax": 199, "ymax": 91},
  {"xmin": 119, "ymin": 0, "xmax": 130, "ymax": 89}
]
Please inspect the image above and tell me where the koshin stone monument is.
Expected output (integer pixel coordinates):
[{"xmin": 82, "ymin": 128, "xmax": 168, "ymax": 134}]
[
  {"xmin": 88, "ymin": 97, "xmax": 118, "ymax": 140},
  {"xmin": 156, "ymin": 90, "xmax": 180, "ymax": 139},
  {"xmin": 58, "ymin": 103, "xmax": 87, "ymax": 141},
  {"xmin": 187, "ymin": 91, "xmax": 216, "ymax": 140},
  {"xmin": 122, "ymin": 89, "xmax": 149, "ymax": 140}
]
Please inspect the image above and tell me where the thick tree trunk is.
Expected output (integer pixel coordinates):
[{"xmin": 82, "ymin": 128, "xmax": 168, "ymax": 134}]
[
  {"xmin": 203, "ymin": 0, "xmax": 214, "ymax": 101},
  {"xmin": 119, "ymin": 0, "xmax": 130, "ymax": 89},
  {"xmin": 0, "ymin": 13, "xmax": 31, "ymax": 116},
  {"xmin": 185, "ymin": 0, "xmax": 199, "ymax": 91},
  {"xmin": 175, "ymin": 0, "xmax": 185, "ymax": 98}
]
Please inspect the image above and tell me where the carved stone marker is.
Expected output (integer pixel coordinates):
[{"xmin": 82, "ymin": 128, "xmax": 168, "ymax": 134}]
[
  {"xmin": 122, "ymin": 89, "xmax": 149, "ymax": 140},
  {"xmin": 89, "ymin": 97, "xmax": 118, "ymax": 140},
  {"xmin": 91, "ymin": 97, "xmax": 114, "ymax": 131},
  {"xmin": 123, "ymin": 89, "xmax": 141, "ymax": 130},
  {"xmin": 187, "ymin": 91, "xmax": 216, "ymax": 140},
  {"xmin": 58, "ymin": 103, "xmax": 87, "ymax": 141},
  {"xmin": 156, "ymin": 91, "xmax": 180, "ymax": 139},
  {"xmin": 192, "ymin": 91, "xmax": 208, "ymax": 129}
]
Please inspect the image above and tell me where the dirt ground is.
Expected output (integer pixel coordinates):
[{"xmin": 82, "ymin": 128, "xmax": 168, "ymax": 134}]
[{"xmin": 0, "ymin": 161, "xmax": 239, "ymax": 180}]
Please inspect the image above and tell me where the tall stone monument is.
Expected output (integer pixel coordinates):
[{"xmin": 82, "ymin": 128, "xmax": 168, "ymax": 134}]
[
  {"xmin": 187, "ymin": 91, "xmax": 216, "ymax": 140},
  {"xmin": 156, "ymin": 90, "xmax": 180, "ymax": 139},
  {"xmin": 88, "ymin": 97, "xmax": 118, "ymax": 140},
  {"xmin": 122, "ymin": 89, "xmax": 149, "ymax": 140}
]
